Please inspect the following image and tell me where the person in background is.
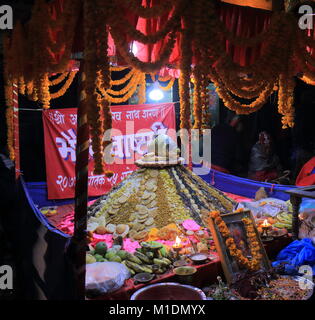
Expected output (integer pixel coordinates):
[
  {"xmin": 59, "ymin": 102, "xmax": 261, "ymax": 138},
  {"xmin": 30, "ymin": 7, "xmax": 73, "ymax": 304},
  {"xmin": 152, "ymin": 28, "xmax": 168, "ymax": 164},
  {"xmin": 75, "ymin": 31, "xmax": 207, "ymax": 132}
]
[
  {"xmin": 295, "ymin": 154, "xmax": 315, "ymax": 186},
  {"xmin": 248, "ymin": 131, "xmax": 282, "ymax": 182}
]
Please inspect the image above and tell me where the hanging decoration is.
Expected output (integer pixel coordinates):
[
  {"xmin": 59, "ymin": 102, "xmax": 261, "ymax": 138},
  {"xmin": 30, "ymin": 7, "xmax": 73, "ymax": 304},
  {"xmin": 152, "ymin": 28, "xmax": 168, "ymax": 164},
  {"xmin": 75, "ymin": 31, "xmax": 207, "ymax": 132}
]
[{"xmin": 4, "ymin": 0, "xmax": 315, "ymax": 170}]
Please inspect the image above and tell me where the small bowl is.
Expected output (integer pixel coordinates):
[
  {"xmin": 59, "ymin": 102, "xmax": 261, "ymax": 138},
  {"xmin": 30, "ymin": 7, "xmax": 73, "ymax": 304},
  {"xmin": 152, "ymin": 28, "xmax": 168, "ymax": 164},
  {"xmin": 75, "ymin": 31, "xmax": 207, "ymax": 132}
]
[
  {"xmin": 189, "ymin": 253, "xmax": 209, "ymax": 265},
  {"xmin": 173, "ymin": 266, "xmax": 197, "ymax": 285},
  {"xmin": 133, "ymin": 273, "xmax": 155, "ymax": 284},
  {"xmin": 173, "ymin": 260, "xmax": 189, "ymax": 267}
]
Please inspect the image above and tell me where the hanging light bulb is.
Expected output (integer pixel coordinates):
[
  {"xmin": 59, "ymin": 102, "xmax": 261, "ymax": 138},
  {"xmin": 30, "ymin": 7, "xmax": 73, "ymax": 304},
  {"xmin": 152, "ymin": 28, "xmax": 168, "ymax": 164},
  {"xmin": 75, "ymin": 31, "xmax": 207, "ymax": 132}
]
[
  {"xmin": 149, "ymin": 81, "xmax": 164, "ymax": 101},
  {"xmin": 131, "ymin": 42, "xmax": 138, "ymax": 55}
]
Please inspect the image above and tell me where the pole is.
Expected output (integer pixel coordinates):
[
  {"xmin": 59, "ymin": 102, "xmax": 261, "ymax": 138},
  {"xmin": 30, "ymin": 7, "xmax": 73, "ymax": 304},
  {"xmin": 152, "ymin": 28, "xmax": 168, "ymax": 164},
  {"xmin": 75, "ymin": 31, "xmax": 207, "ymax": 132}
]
[
  {"xmin": 71, "ymin": 62, "xmax": 89, "ymax": 300},
  {"xmin": 12, "ymin": 82, "xmax": 21, "ymax": 179}
]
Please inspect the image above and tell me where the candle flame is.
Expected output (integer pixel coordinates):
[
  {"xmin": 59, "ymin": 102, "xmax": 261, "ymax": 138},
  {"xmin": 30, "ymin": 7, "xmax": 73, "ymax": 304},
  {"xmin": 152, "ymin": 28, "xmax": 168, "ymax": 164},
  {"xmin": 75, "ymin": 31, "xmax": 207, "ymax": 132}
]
[
  {"xmin": 262, "ymin": 219, "xmax": 270, "ymax": 227},
  {"xmin": 174, "ymin": 236, "xmax": 181, "ymax": 247}
]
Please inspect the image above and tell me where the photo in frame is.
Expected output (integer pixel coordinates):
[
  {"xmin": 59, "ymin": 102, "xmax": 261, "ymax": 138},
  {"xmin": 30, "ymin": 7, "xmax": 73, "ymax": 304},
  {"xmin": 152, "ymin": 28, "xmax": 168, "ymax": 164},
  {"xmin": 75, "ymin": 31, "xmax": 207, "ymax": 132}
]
[{"xmin": 208, "ymin": 210, "xmax": 271, "ymax": 284}]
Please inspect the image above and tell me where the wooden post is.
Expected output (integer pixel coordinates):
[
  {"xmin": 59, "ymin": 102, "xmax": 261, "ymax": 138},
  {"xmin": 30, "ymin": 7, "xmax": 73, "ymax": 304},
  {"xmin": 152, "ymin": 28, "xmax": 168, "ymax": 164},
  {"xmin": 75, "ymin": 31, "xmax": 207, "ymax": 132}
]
[
  {"xmin": 71, "ymin": 63, "xmax": 89, "ymax": 300},
  {"xmin": 290, "ymin": 194, "xmax": 302, "ymax": 240},
  {"xmin": 12, "ymin": 82, "xmax": 21, "ymax": 179}
]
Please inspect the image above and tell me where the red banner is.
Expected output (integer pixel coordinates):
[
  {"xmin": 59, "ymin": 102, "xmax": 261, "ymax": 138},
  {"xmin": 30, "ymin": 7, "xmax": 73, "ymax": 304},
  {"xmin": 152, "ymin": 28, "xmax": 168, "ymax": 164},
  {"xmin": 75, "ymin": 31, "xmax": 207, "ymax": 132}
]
[{"xmin": 42, "ymin": 103, "xmax": 176, "ymax": 199}]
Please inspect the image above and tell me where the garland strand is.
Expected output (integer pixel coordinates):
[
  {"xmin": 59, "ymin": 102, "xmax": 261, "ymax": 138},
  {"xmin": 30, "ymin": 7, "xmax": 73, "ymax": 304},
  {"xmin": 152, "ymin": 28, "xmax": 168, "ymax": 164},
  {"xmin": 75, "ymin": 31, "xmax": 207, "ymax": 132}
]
[{"xmin": 50, "ymin": 71, "xmax": 78, "ymax": 99}]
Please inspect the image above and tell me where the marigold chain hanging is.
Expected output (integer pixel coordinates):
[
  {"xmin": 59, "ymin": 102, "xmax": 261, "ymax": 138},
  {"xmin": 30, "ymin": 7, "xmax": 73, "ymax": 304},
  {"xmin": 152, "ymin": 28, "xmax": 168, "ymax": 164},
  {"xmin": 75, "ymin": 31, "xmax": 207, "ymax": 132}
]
[{"xmin": 4, "ymin": 0, "xmax": 315, "ymax": 166}]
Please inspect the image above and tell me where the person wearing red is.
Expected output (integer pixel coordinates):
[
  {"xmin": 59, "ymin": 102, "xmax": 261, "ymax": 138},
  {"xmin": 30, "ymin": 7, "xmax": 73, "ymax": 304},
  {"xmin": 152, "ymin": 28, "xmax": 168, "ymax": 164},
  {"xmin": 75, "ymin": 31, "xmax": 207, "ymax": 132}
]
[
  {"xmin": 296, "ymin": 156, "xmax": 315, "ymax": 186},
  {"xmin": 248, "ymin": 131, "xmax": 282, "ymax": 182}
]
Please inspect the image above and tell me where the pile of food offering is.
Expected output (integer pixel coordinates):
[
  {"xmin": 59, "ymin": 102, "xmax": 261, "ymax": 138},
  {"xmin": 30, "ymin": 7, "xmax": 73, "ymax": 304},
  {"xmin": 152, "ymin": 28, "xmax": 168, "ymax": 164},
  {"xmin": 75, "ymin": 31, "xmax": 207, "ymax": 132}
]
[{"xmin": 206, "ymin": 271, "xmax": 313, "ymax": 300}]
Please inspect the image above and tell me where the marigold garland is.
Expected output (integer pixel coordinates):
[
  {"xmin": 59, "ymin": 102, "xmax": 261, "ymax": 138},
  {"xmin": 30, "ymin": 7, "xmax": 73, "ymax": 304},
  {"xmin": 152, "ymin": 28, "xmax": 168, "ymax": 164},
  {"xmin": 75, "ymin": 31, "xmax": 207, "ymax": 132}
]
[
  {"xmin": 110, "ymin": 69, "xmax": 136, "ymax": 86},
  {"xmin": 38, "ymin": 73, "xmax": 51, "ymax": 109},
  {"xmin": 179, "ymin": 10, "xmax": 194, "ymax": 130},
  {"xmin": 106, "ymin": 71, "xmax": 142, "ymax": 96},
  {"xmin": 6, "ymin": 0, "xmax": 315, "ymax": 165},
  {"xmin": 84, "ymin": 0, "xmax": 104, "ymax": 174},
  {"xmin": 138, "ymin": 72, "xmax": 146, "ymax": 104},
  {"xmin": 50, "ymin": 71, "xmax": 78, "ymax": 99},
  {"xmin": 49, "ymin": 72, "xmax": 69, "ymax": 86},
  {"xmin": 210, "ymin": 211, "xmax": 263, "ymax": 272},
  {"xmin": 158, "ymin": 77, "xmax": 175, "ymax": 91}
]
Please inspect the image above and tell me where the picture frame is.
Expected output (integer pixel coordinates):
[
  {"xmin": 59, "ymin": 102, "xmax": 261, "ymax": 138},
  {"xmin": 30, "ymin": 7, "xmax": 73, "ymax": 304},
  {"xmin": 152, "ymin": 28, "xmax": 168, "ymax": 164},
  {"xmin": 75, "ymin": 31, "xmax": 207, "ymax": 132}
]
[{"xmin": 208, "ymin": 210, "xmax": 271, "ymax": 284}]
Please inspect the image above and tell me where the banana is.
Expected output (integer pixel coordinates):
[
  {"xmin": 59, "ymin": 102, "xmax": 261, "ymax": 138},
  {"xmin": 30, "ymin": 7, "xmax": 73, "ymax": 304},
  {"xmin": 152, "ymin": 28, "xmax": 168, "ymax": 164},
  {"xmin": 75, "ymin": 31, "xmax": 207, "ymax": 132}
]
[
  {"xmin": 153, "ymin": 258, "xmax": 169, "ymax": 267},
  {"xmin": 126, "ymin": 252, "xmax": 143, "ymax": 265},
  {"xmin": 145, "ymin": 251, "xmax": 154, "ymax": 259},
  {"xmin": 125, "ymin": 260, "xmax": 144, "ymax": 273},
  {"xmin": 161, "ymin": 257, "xmax": 172, "ymax": 265},
  {"xmin": 122, "ymin": 260, "xmax": 136, "ymax": 276},
  {"xmin": 140, "ymin": 266, "xmax": 153, "ymax": 274},
  {"xmin": 134, "ymin": 252, "xmax": 151, "ymax": 264},
  {"xmin": 274, "ymin": 222, "xmax": 291, "ymax": 229}
]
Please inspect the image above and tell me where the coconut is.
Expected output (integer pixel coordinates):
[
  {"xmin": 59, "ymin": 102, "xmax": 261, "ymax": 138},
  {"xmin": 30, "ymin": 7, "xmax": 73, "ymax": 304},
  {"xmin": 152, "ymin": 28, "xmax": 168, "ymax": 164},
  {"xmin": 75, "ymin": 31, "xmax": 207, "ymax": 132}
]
[
  {"xmin": 113, "ymin": 224, "xmax": 129, "ymax": 238},
  {"xmin": 95, "ymin": 226, "xmax": 107, "ymax": 235},
  {"xmin": 116, "ymin": 224, "xmax": 127, "ymax": 234}
]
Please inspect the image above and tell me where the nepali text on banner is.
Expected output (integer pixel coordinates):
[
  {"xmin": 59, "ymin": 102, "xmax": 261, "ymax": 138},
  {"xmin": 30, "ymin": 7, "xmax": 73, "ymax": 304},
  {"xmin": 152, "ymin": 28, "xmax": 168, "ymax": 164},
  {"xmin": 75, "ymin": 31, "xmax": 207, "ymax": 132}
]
[{"xmin": 42, "ymin": 103, "xmax": 176, "ymax": 199}]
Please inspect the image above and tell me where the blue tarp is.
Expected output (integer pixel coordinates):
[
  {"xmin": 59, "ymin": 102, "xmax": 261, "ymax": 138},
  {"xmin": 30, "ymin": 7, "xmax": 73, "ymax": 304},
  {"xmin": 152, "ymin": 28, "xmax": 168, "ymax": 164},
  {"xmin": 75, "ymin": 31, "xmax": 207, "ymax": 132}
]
[
  {"xmin": 198, "ymin": 168, "xmax": 296, "ymax": 201},
  {"xmin": 17, "ymin": 178, "xmax": 76, "ymax": 299}
]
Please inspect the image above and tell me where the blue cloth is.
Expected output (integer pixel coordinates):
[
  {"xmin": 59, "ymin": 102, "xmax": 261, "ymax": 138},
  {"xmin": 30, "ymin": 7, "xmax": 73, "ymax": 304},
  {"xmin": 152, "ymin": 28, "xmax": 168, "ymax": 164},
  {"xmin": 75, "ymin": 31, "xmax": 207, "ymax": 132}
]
[
  {"xmin": 272, "ymin": 239, "xmax": 315, "ymax": 274},
  {"xmin": 195, "ymin": 165, "xmax": 297, "ymax": 201},
  {"xmin": 300, "ymin": 198, "xmax": 315, "ymax": 212}
]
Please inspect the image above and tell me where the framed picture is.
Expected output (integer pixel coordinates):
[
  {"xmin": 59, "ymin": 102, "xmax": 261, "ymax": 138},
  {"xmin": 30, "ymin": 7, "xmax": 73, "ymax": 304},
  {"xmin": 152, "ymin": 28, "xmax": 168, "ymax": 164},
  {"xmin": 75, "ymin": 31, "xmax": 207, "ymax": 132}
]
[{"xmin": 208, "ymin": 210, "xmax": 271, "ymax": 284}]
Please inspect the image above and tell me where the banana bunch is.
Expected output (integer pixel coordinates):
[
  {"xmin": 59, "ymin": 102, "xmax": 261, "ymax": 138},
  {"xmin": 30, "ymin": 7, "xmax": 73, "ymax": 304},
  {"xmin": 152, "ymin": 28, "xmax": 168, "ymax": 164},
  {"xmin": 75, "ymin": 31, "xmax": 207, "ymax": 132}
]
[
  {"xmin": 120, "ymin": 245, "xmax": 173, "ymax": 276},
  {"xmin": 274, "ymin": 212, "xmax": 292, "ymax": 230}
]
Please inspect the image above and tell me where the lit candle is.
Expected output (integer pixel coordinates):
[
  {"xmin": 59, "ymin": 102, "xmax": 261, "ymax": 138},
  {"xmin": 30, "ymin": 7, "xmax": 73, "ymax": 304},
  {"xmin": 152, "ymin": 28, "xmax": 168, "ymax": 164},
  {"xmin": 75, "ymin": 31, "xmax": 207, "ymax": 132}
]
[
  {"xmin": 173, "ymin": 236, "xmax": 182, "ymax": 249},
  {"xmin": 262, "ymin": 219, "xmax": 271, "ymax": 228},
  {"xmin": 261, "ymin": 219, "xmax": 271, "ymax": 238}
]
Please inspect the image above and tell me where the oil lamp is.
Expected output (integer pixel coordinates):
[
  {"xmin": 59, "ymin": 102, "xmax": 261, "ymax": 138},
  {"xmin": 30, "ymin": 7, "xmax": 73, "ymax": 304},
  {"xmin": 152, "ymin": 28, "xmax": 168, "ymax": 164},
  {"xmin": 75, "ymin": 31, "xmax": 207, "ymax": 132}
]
[
  {"xmin": 173, "ymin": 236, "xmax": 182, "ymax": 259},
  {"xmin": 261, "ymin": 219, "xmax": 273, "ymax": 242}
]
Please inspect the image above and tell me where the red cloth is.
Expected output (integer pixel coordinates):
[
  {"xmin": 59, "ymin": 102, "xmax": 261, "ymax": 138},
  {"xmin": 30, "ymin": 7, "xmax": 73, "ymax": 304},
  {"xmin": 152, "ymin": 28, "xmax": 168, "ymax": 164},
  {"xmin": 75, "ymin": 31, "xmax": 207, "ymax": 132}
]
[
  {"xmin": 56, "ymin": 0, "xmax": 272, "ymax": 72},
  {"xmin": 211, "ymin": 164, "xmax": 230, "ymax": 174},
  {"xmin": 296, "ymin": 156, "xmax": 315, "ymax": 186}
]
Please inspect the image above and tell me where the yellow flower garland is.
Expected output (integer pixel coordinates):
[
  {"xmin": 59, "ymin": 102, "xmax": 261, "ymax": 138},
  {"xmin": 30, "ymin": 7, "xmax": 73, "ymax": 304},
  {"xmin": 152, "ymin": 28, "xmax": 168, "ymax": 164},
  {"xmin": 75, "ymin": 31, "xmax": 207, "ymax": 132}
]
[
  {"xmin": 158, "ymin": 77, "xmax": 175, "ymax": 91},
  {"xmin": 38, "ymin": 73, "xmax": 51, "ymax": 110},
  {"xmin": 50, "ymin": 71, "xmax": 78, "ymax": 99},
  {"xmin": 138, "ymin": 72, "xmax": 146, "ymax": 104},
  {"xmin": 49, "ymin": 72, "xmax": 69, "ymax": 86}
]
